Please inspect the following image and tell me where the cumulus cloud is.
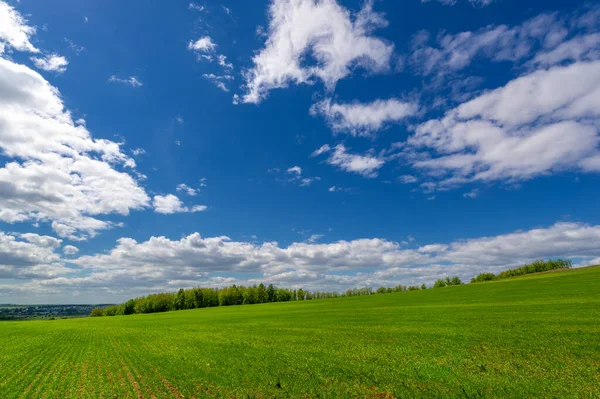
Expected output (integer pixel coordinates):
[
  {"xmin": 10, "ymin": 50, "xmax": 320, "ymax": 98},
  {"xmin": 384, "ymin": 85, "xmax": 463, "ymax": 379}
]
[
  {"xmin": 311, "ymin": 98, "xmax": 419, "ymax": 137},
  {"xmin": 0, "ymin": 232, "xmax": 68, "ymax": 280},
  {"xmin": 405, "ymin": 60, "xmax": 600, "ymax": 189},
  {"xmin": 241, "ymin": 0, "xmax": 393, "ymax": 103},
  {"xmin": 188, "ymin": 36, "xmax": 216, "ymax": 53},
  {"xmin": 31, "ymin": 54, "xmax": 68, "ymax": 73},
  {"xmin": 314, "ymin": 144, "xmax": 385, "ymax": 178},
  {"xmin": 0, "ymin": 1, "xmax": 39, "ymax": 54},
  {"xmin": 108, "ymin": 75, "xmax": 143, "ymax": 87},
  {"xmin": 63, "ymin": 245, "xmax": 79, "ymax": 255},
  {"xmin": 153, "ymin": 194, "xmax": 207, "ymax": 214},
  {"xmin": 0, "ymin": 58, "xmax": 150, "ymax": 239}
]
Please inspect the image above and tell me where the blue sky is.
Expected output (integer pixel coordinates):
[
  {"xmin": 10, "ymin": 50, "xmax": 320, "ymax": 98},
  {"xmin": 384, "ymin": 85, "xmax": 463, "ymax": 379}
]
[{"xmin": 1, "ymin": 0, "xmax": 600, "ymax": 303}]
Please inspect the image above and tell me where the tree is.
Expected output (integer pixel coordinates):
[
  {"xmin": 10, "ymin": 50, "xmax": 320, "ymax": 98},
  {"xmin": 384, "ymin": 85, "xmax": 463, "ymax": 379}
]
[
  {"xmin": 192, "ymin": 288, "xmax": 204, "ymax": 308},
  {"xmin": 174, "ymin": 289, "xmax": 186, "ymax": 310},
  {"xmin": 257, "ymin": 283, "xmax": 269, "ymax": 303},
  {"xmin": 451, "ymin": 276, "xmax": 462, "ymax": 286},
  {"xmin": 267, "ymin": 284, "xmax": 276, "ymax": 302},
  {"xmin": 244, "ymin": 286, "xmax": 257, "ymax": 304},
  {"xmin": 184, "ymin": 290, "xmax": 196, "ymax": 309},
  {"xmin": 123, "ymin": 299, "xmax": 136, "ymax": 315},
  {"xmin": 90, "ymin": 307, "xmax": 104, "ymax": 317},
  {"xmin": 376, "ymin": 287, "xmax": 386, "ymax": 294},
  {"xmin": 434, "ymin": 279, "xmax": 446, "ymax": 288}
]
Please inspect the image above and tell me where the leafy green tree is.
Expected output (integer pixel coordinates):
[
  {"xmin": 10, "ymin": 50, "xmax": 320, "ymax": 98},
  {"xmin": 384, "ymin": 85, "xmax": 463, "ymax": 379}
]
[
  {"xmin": 123, "ymin": 299, "xmax": 136, "ymax": 315},
  {"xmin": 451, "ymin": 276, "xmax": 463, "ymax": 286},
  {"xmin": 174, "ymin": 289, "xmax": 186, "ymax": 310},
  {"xmin": 421, "ymin": 284, "xmax": 427, "ymax": 290},
  {"xmin": 90, "ymin": 307, "xmax": 104, "ymax": 317},
  {"xmin": 257, "ymin": 283, "xmax": 268, "ymax": 303},
  {"xmin": 434, "ymin": 279, "xmax": 446, "ymax": 288},
  {"xmin": 192, "ymin": 288, "xmax": 204, "ymax": 308},
  {"xmin": 244, "ymin": 286, "xmax": 257, "ymax": 304},
  {"xmin": 267, "ymin": 284, "xmax": 276, "ymax": 302}
]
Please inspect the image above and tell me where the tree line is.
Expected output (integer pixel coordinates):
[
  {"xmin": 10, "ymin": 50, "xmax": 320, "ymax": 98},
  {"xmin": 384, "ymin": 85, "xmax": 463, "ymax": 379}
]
[
  {"xmin": 91, "ymin": 284, "xmax": 345, "ymax": 317},
  {"xmin": 471, "ymin": 259, "xmax": 572, "ymax": 283},
  {"xmin": 90, "ymin": 282, "xmax": 445, "ymax": 317},
  {"xmin": 90, "ymin": 259, "xmax": 572, "ymax": 317}
]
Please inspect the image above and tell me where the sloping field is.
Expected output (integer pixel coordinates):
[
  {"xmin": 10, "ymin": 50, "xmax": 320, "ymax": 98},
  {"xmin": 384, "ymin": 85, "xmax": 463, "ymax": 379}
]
[{"xmin": 1, "ymin": 266, "xmax": 599, "ymax": 398}]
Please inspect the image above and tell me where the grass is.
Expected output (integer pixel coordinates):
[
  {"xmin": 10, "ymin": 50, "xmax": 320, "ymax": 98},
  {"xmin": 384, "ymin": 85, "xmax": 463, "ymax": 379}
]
[{"xmin": 1, "ymin": 266, "xmax": 599, "ymax": 398}]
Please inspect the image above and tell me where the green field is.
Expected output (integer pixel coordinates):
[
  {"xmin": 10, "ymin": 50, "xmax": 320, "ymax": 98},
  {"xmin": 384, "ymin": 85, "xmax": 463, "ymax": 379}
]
[{"xmin": 1, "ymin": 267, "xmax": 599, "ymax": 398}]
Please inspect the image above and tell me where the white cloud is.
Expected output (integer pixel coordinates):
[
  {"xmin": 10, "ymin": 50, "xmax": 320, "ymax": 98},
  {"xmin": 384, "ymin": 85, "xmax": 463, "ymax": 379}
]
[
  {"xmin": 217, "ymin": 54, "xmax": 233, "ymax": 70},
  {"xmin": 20, "ymin": 233, "xmax": 62, "ymax": 249},
  {"xmin": 406, "ymin": 60, "xmax": 600, "ymax": 189},
  {"xmin": 532, "ymin": 33, "xmax": 600, "ymax": 67},
  {"xmin": 276, "ymin": 165, "xmax": 319, "ymax": 187},
  {"xmin": 31, "ymin": 54, "xmax": 68, "ymax": 73},
  {"xmin": 311, "ymin": 144, "xmax": 331, "ymax": 157},
  {"xmin": 409, "ymin": 7, "xmax": 600, "ymax": 77},
  {"xmin": 287, "ymin": 166, "xmax": 302, "ymax": 175},
  {"xmin": 314, "ymin": 144, "xmax": 385, "ymax": 178},
  {"xmin": 398, "ymin": 175, "xmax": 418, "ymax": 184},
  {"xmin": 153, "ymin": 194, "xmax": 188, "ymax": 214},
  {"xmin": 0, "ymin": 58, "xmax": 150, "ymax": 239},
  {"xmin": 0, "ymin": 231, "xmax": 68, "ymax": 280},
  {"xmin": 202, "ymin": 73, "xmax": 233, "ymax": 92},
  {"xmin": 188, "ymin": 36, "xmax": 216, "ymax": 52},
  {"xmin": 63, "ymin": 245, "xmax": 79, "ymax": 255},
  {"xmin": 311, "ymin": 98, "xmax": 419, "ymax": 137},
  {"xmin": 241, "ymin": 0, "xmax": 393, "ymax": 104},
  {"xmin": 418, "ymin": 244, "xmax": 448, "ymax": 253},
  {"xmin": 64, "ymin": 38, "xmax": 85, "ymax": 55},
  {"xmin": 108, "ymin": 75, "xmax": 143, "ymax": 87},
  {"xmin": 0, "ymin": 1, "xmax": 39, "ymax": 54},
  {"xmin": 189, "ymin": 3, "xmax": 205, "ymax": 11},
  {"xmin": 421, "ymin": 0, "xmax": 494, "ymax": 7},
  {"xmin": 463, "ymin": 189, "xmax": 479, "ymax": 199},
  {"xmin": 153, "ymin": 194, "xmax": 207, "ymax": 214},
  {"xmin": 176, "ymin": 183, "xmax": 198, "ymax": 196},
  {"xmin": 306, "ymin": 234, "xmax": 324, "ymax": 243}
]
